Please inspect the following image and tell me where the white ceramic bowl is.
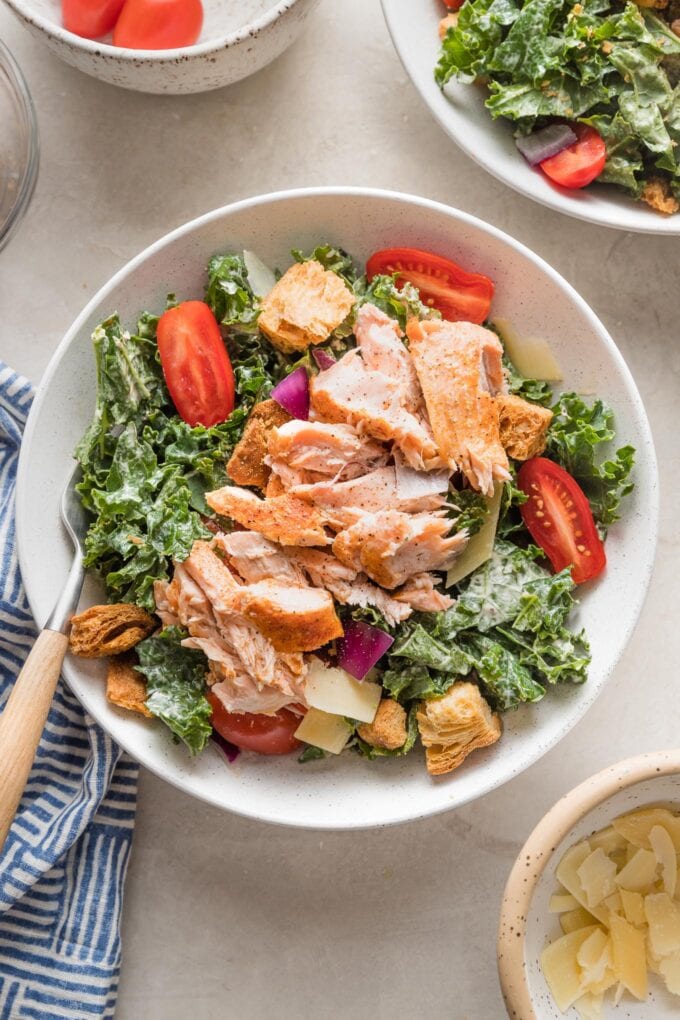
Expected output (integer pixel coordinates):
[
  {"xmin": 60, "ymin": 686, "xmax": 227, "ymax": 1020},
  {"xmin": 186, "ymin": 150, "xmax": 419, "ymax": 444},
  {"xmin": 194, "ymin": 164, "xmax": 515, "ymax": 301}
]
[
  {"xmin": 499, "ymin": 750, "xmax": 680, "ymax": 1019},
  {"xmin": 16, "ymin": 187, "xmax": 658, "ymax": 829},
  {"xmin": 381, "ymin": 0, "xmax": 680, "ymax": 235},
  {"xmin": 3, "ymin": 0, "xmax": 319, "ymax": 94}
]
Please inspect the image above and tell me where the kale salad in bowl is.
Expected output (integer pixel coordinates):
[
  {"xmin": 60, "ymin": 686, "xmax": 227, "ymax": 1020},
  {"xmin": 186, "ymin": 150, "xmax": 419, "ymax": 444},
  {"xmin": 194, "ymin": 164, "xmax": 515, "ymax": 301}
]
[{"xmin": 15, "ymin": 189, "xmax": 658, "ymax": 828}]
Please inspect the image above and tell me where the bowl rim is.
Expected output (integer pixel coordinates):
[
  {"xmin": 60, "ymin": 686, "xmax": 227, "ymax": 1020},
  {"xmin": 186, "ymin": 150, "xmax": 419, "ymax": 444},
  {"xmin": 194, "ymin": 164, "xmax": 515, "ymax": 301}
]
[
  {"xmin": 0, "ymin": 39, "xmax": 39, "ymax": 252},
  {"xmin": 497, "ymin": 748, "xmax": 680, "ymax": 1018},
  {"xmin": 15, "ymin": 186, "xmax": 659, "ymax": 829},
  {"xmin": 3, "ymin": 0, "xmax": 303, "ymax": 62},
  {"xmin": 379, "ymin": 0, "xmax": 680, "ymax": 236}
]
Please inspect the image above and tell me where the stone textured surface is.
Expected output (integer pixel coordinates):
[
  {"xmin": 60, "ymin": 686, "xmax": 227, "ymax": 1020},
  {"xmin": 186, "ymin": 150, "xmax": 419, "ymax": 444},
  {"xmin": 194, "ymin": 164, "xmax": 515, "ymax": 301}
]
[{"xmin": 0, "ymin": 0, "xmax": 677, "ymax": 1016}]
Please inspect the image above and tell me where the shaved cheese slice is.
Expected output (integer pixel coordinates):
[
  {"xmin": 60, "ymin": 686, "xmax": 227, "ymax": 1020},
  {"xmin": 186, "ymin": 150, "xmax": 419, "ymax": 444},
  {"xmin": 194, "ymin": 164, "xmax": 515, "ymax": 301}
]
[
  {"xmin": 615, "ymin": 848, "xmax": 659, "ymax": 892},
  {"xmin": 574, "ymin": 992, "xmax": 604, "ymax": 1020},
  {"xmin": 577, "ymin": 928, "xmax": 610, "ymax": 985},
  {"xmin": 549, "ymin": 893, "xmax": 579, "ymax": 913},
  {"xmin": 620, "ymin": 889, "xmax": 646, "ymax": 927},
  {"xmin": 613, "ymin": 808, "xmax": 680, "ymax": 852},
  {"xmin": 659, "ymin": 952, "xmax": 680, "ymax": 995},
  {"xmin": 557, "ymin": 842, "xmax": 609, "ymax": 923},
  {"xmin": 610, "ymin": 913, "xmax": 648, "ymax": 1000},
  {"xmin": 294, "ymin": 708, "xmax": 351, "ymax": 754},
  {"xmin": 494, "ymin": 317, "xmax": 563, "ymax": 382},
  {"xmin": 243, "ymin": 249, "xmax": 276, "ymax": 298},
  {"xmin": 644, "ymin": 893, "xmax": 680, "ymax": 958},
  {"xmin": 445, "ymin": 482, "xmax": 502, "ymax": 588},
  {"xmin": 561, "ymin": 907, "xmax": 600, "ymax": 935},
  {"xmin": 588, "ymin": 967, "xmax": 618, "ymax": 996},
  {"xmin": 589, "ymin": 827, "xmax": 627, "ymax": 856},
  {"xmin": 649, "ymin": 825, "xmax": 678, "ymax": 898},
  {"xmin": 604, "ymin": 892, "xmax": 623, "ymax": 917},
  {"xmin": 540, "ymin": 926, "xmax": 599, "ymax": 1011},
  {"xmin": 304, "ymin": 659, "xmax": 381, "ymax": 724},
  {"xmin": 578, "ymin": 848, "xmax": 618, "ymax": 909}
]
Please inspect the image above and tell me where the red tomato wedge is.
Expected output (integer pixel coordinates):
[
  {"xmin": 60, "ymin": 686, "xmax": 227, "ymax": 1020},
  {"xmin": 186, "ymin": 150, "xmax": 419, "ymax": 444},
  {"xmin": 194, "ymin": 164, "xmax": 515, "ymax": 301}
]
[
  {"xmin": 517, "ymin": 457, "xmax": 606, "ymax": 584},
  {"xmin": 442, "ymin": 0, "xmax": 465, "ymax": 8},
  {"xmin": 365, "ymin": 247, "xmax": 494, "ymax": 324},
  {"xmin": 539, "ymin": 125, "xmax": 606, "ymax": 190},
  {"xmin": 62, "ymin": 0, "xmax": 125, "ymax": 38},
  {"xmin": 113, "ymin": 0, "xmax": 203, "ymax": 49},
  {"xmin": 207, "ymin": 693, "xmax": 302, "ymax": 755},
  {"xmin": 156, "ymin": 300, "xmax": 234, "ymax": 427}
]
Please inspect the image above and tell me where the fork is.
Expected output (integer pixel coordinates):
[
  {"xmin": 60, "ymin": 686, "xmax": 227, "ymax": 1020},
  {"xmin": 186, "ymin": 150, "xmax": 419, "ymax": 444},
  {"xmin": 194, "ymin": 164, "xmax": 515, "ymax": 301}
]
[{"xmin": 0, "ymin": 463, "xmax": 88, "ymax": 853}]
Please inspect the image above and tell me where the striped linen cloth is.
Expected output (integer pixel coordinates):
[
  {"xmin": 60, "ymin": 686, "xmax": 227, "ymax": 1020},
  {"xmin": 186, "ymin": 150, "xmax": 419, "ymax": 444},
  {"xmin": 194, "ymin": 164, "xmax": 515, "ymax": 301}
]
[{"xmin": 0, "ymin": 364, "xmax": 138, "ymax": 1020}]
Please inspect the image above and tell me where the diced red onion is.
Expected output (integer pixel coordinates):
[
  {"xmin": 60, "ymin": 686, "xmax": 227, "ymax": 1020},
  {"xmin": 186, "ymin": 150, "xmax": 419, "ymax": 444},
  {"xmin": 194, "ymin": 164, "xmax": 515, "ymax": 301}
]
[
  {"xmin": 336, "ymin": 620, "xmax": 394, "ymax": 681},
  {"xmin": 211, "ymin": 731, "xmax": 240, "ymax": 763},
  {"xmin": 394, "ymin": 453, "xmax": 450, "ymax": 499},
  {"xmin": 271, "ymin": 366, "xmax": 310, "ymax": 420},
  {"xmin": 516, "ymin": 124, "xmax": 577, "ymax": 167},
  {"xmin": 312, "ymin": 348, "xmax": 336, "ymax": 371}
]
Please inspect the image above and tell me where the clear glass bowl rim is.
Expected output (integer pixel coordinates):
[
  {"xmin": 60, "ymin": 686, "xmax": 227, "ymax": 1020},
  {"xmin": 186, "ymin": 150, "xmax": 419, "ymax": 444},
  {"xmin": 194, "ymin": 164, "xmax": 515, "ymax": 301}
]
[{"xmin": 0, "ymin": 37, "xmax": 39, "ymax": 252}]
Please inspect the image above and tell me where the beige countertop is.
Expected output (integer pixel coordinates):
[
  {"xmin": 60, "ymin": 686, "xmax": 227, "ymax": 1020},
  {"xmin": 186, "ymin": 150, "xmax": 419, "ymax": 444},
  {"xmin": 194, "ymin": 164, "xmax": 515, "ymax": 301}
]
[{"xmin": 1, "ymin": 1, "xmax": 677, "ymax": 1017}]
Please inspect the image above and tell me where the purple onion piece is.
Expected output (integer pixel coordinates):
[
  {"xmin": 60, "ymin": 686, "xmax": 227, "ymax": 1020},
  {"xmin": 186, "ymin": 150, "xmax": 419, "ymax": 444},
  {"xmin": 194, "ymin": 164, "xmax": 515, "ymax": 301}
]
[
  {"xmin": 270, "ymin": 366, "xmax": 310, "ymax": 420},
  {"xmin": 211, "ymin": 731, "xmax": 240, "ymax": 763},
  {"xmin": 312, "ymin": 347, "xmax": 337, "ymax": 371},
  {"xmin": 515, "ymin": 124, "xmax": 578, "ymax": 167},
  {"xmin": 336, "ymin": 620, "xmax": 394, "ymax": 682}
]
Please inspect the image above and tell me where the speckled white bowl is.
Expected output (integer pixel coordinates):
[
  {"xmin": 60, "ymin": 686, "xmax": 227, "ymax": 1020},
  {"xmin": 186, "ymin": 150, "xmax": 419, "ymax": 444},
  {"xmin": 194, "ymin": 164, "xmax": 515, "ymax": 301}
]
[
  {"xmin": 499, "ymin": 751, "xmax": 680, "ymax": 1019},
  {"xmin": 16, "ymin": 188, "xmax": 658, "ymax": 829},
  {"xmin": 3, "ymin": 0, "xmax": 320, "ymax": 94}
]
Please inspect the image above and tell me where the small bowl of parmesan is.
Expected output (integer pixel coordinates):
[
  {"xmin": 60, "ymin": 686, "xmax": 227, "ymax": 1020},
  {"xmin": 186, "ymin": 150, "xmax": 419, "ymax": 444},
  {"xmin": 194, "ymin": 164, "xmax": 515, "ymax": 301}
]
[{"xmin": 498, "ymin": 750, "xmax": 680, "ymax": 1020}]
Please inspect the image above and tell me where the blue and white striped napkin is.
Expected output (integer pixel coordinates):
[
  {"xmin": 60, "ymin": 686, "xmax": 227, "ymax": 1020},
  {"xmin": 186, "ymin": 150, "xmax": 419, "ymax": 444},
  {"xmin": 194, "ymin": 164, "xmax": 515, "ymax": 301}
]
[{"xmin": 0, "ymin": 365, "xmax": 138, "ymax": 1020}]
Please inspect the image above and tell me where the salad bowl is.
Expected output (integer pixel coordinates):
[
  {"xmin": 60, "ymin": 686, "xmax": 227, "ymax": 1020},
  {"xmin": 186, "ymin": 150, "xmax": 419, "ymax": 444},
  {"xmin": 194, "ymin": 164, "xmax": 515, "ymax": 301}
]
[
  {"xmin": 16, "ymin": 187, "xmax": 658, "ymax": 829},
  {"xmin": 380, "ymin": 0, "xmax": 680, "ymax": 236}
]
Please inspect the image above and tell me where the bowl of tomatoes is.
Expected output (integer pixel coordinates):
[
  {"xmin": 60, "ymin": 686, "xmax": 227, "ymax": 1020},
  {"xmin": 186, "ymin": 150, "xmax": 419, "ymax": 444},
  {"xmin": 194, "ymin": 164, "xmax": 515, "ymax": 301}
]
[
  {"xmin": 3, "ymin": 0, "xmax": 320, "ymax": 94},
  {"xmin": 15, "ymin": 187, "xmax": 658, "ymax": 828}
]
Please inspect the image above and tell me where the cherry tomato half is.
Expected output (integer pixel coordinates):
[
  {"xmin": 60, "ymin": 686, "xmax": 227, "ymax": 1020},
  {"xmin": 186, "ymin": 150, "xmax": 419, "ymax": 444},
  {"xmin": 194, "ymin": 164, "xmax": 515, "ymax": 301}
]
[
  {"xmin": 207, "ymin": 693, "xmax": 302, "ymax": 755},
  {"xmin": 539, "ymin": 125, "xmax": 606, "ymax": 190},
  {"xmin": 517, "ymin": 457, "xmax": 606, "ymax": 584},
  {"xmin": 366, "ymin": 247, "xmax": 494, "ymax": 324},
  {"xmin": 156, "ymin": 300, "xmax": 235, "ymax": 427},
  {"xmin": 62, "ymin": 0, "xmax": 126, "ymax": 39},
  {"xmin": 442, "ymin": 0, "xmax": 465, "ymax": 9},
  {"xmin": 113, "ymin": 0, "xmax": 203, "ymax": 49}
]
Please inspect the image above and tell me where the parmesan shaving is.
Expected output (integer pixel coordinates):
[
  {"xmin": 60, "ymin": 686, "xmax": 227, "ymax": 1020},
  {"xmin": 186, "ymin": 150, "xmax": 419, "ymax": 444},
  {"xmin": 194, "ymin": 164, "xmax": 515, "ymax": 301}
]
[{"xmin": 494, "ymin": 317, "xmax": 563, "ymax": 382}]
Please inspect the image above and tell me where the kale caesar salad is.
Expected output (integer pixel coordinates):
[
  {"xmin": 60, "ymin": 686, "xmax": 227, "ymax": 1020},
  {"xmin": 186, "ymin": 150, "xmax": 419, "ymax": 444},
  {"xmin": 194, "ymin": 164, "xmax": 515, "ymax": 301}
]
[
  {"xmin": 435, "ymin": 0, "xmax": 680, "ymax": 214},
  {"xmin": 68, "ymin": 243, "xmax": 634, "ymax": 776}
]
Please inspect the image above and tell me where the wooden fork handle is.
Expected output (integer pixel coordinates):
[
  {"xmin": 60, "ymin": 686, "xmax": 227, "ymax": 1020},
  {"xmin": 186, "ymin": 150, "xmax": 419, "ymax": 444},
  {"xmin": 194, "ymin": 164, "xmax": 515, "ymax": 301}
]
[{"xmin": 0, "ymin": 629, "xmax": 69, "ymax": 853}]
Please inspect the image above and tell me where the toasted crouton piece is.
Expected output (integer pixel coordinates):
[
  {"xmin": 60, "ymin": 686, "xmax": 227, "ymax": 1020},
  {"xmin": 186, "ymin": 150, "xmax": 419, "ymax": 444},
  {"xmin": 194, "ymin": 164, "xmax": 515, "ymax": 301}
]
[
  {"xmin": 226, "ymin": 399, "xmax": 291, "ymax": 489},
  {"xmin": 632, "ymin": 0, "xmax": 667, "ymax": 8},
  {"xmin": 496, "ymin": 393, "xmax": 553, "ymax": 461},
  {"xmin": 439, "ymin": 11, "xmax": 459, "ymax": 37},
  {"xmin": 69, "ymin": 604, "xmax": 156, "ymax": 658},
  {"xmin": 417, "ymin": 682, "xmax": 501, "ymax": 776},
  {"xmin": 205, "ymin": 484, "xmax": 332, "ymax": 546},
  {"xmin": 358, "ymin": 699, "xmax": 408, "ymax": 750},
  {"xmin": 232, "ymin": 580, "xmax": 343, "ymax": 652},
  {"xmin": 258, "ymin": 261, "xmax": 355, "ymax": 353},
  {"xmin": 106, "ymin": 655, "xmax": 152, "ymax": 717},
  {"xmin": 640, "ymin": 177, "xmax": 679, "ymax": 215}
]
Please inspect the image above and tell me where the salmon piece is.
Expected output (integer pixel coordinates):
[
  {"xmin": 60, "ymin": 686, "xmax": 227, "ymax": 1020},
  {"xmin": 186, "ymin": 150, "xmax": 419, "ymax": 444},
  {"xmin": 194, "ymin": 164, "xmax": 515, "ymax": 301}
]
[
  {"xmin": 265, "ymin": 474, "xmax": 287, "ymax": 498},
  {"xmin": 226, "ymin": 399, "xmax": 291, "ymax": 490},
  {"xmin": 393, "ymin": 572, "xmax": 455, "ymax": 613},
  {"xmin": 258, "ymin": 260, "xmax": 355, "ymax": 354},
  {"xmin": 205, "ymin": 485, "xmax": 331, "ymax": 547},
  {"xmin": 231, "ymin": 580, "xmax": 343, "ymax": 653},
  {"xmin": 310, "ymin": 349, "xmax": 440, "ymax": 470},
  {"xmin": 267, "ymin": 419, "xmax": 387, "ymax": 490},
  {"xmin": 292, "ymin": 548, "xmax": 412, "ymax": 627},
  {"xmin": 153, "ymin": 579, "xmax": 180, "ymax": 627},
  {"xmin": 354, "ymin": 303, "xmax": 423, "ymax": 415},
  {"xmin": 213, "ymin": 531, "xmax": 307, "ymax": 585},
  {"xmin": 407, "ymin": 319, "xmax": 510, "ymax": 496},
  {"xmin": 292, "ymin": 466, "xmax": 445, "ymax": 528},
  {"xmin": 333, "ymin": 509, "xmax": 467, "ymax": 589}
]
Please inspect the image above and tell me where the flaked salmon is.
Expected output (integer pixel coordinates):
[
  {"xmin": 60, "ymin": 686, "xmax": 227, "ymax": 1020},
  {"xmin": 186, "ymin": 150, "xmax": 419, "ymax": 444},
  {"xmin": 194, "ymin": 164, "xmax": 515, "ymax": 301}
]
[
  {"xmin": 266, "ymin": 419, "xmax": 387, "ymax": 490},
  {"xmin": 232, "ymin": 579, "xmax": 343, "ymax": 653},
  {"xmin": 333, "ymin": 509, "xmax": 467, "ymax": 589},
  {"xmin": 214, "ymin": 531, "xmax": 307, "ymax": 585},
  {"xmin": 205, "ymin": 485, "xmax": 331, "ymax": 547},
  {"xmin": 407, "ymin": 319, "xmax": 510, "ymax": 496},
  {"xmin": 310, "ymin": 349, "xmax": 440, "ymax": 470},
  {"xmin": 292, "ymin": 466, "xmax": 445, "ymax": 528},
  {"xmin": 292, "ymin": 548, "xmax": 412, "ymax": 627},
  {"xmin": 393, "ymin": 572, "xmax": 455, "ymax": 613},
  {"xmin": 354, "ymin": 303, "xmax": 424, "ymax": 415}
]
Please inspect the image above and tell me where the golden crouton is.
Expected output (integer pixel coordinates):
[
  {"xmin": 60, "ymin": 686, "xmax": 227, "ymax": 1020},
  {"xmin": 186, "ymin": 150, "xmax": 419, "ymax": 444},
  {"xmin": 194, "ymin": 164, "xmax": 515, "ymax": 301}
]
[
  {"xmin": 632, "ymin": 0, "xmax": 667, "ymax": 8},
  {"xmin": 358, "ymin": 699, "xmax": 408, "ymax": 750},
  {"xmin": 640, "ymin": 177, "xmax": 679, "ymax": 216},
  {"xmin": 106, "ymin": 655, "xmax": 152, "ymax": 717},
  {"xmin": 226, "ymin": 399, "xmax": 291, "ymax": 489},
  {"xmin": 232, "ymin": 580, "xmax": 343, "ymax": 652},
  {"xmin": 496, "ymin": 392, "xmax": 553, "ymax": 461},
  {"xmin": 439, "ymin": 11, "xmax": 459, "ymax": 37},
  {"xmin": 69, "ymin": 604, "xmax": 156, "ymax": 658},
  {"xmin": 417, "ymin": 682, "xmax": 501, "ymax": 776},
  {"xmin": 258, "ymin": 261, "xmax": 355, "ymax": 354},
  {"xmin": 205, "ymin": 485, "xmax": 331, "ymax": 547}
]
